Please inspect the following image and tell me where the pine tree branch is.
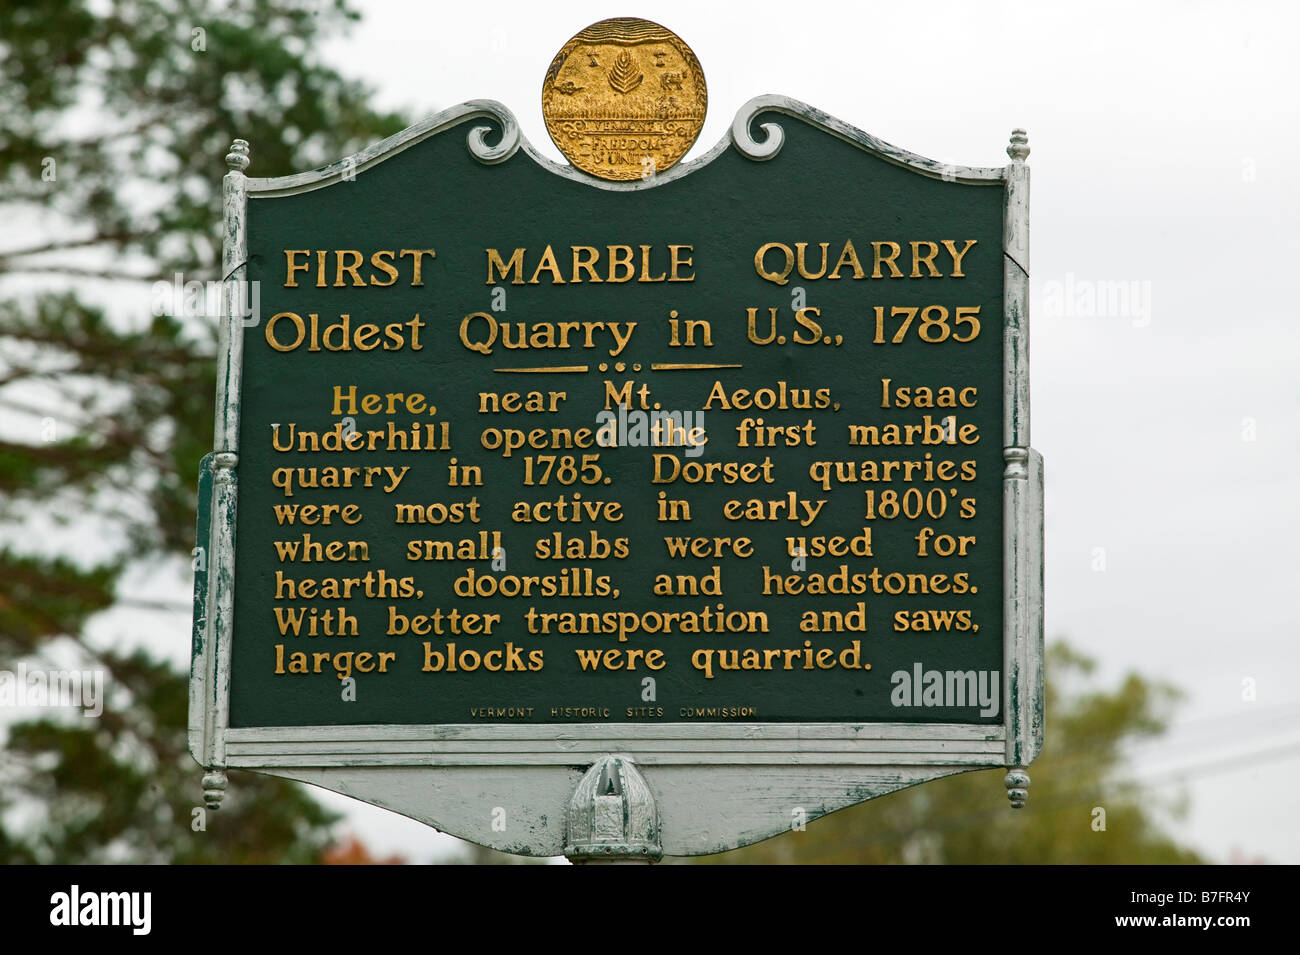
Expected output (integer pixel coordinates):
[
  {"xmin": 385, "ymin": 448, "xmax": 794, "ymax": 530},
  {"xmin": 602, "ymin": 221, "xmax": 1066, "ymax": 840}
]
[
  {"xmin": 0, "ymin": 265, "xmax": 165, "ymax": 282},
  {"xmin": 116, "ymin": 598, "xmax": 191, "ymax": 613},
  {"xmin": 0, "ymin": 230, "xmax": 160, "ymax": 260}
]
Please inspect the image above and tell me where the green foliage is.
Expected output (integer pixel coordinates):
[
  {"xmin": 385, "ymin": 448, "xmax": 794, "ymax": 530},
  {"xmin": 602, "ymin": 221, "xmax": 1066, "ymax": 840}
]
[
  {"xmin": 1, "ymin": 0, "xmax": 407, "ymax": 274},
  {"xmin": 3, "ymin": 651, "xmax": 339, "ymax": 863},
  {"xmin": 0, "ymin": 0, "xmax": 408, "ymax": 862},
  {"xmin": 0, "ymin": 550, "xmax": 120, "ymax": 658},
  {"xmin": 693, "ymin": 643, "xmax": 1204, "ymax": 864}
]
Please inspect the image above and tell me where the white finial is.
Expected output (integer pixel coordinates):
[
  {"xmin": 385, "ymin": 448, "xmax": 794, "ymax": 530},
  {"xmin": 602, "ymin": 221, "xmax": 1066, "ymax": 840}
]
[
  {"xmin": 225, "ymin": 139, "xmax": 251, "ymax": 172},
  {"xmin": 1004, "ymin": 767, "xmax": 1031, "ymax": 809},
  {"xmin": 202, "ymin": 769, "xmax": 228, "ymax": 809},
  {"xmin": 1007, "ymin": 128, "xmax": 1030, "ymax": 162}
]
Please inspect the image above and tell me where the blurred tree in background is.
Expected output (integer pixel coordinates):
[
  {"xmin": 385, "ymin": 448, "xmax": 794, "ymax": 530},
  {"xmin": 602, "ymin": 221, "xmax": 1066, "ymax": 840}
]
[
  {"xmin": 0, "ymin": 0, "xmax": 407, "ymax": 862},
  {"xmin": 692, "ymin": 643, "xmax": 1204, "ymax": 864}
]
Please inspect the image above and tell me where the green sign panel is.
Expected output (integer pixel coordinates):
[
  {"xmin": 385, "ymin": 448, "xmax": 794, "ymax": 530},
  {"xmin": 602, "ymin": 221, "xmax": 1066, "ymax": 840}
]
[
  {"xmin": 190, "ymin": 88, "xmax": 1043, "ymax": 857},
  {"xmin": 228, "ymin": 111, "xmax": 1005, "ymax": 728}
]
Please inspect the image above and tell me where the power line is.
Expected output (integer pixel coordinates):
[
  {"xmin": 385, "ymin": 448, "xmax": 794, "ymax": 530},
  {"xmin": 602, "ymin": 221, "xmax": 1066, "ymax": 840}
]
[{"xmin": 817, "ymin": 737, "xmax": 1300, "ymax": 854}]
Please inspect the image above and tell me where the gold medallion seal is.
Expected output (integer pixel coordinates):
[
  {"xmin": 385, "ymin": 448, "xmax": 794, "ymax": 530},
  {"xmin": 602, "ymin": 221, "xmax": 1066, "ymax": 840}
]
[{"xmin": 542, "ymin": 17, "xmax": 707, "ymax": 181}]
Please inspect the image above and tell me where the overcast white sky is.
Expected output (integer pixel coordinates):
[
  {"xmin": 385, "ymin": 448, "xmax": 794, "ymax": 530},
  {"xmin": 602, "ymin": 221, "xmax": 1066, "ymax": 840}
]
[{"xmin": 66, "ymin": 0, "xmax": 1299, "ymax": 864}]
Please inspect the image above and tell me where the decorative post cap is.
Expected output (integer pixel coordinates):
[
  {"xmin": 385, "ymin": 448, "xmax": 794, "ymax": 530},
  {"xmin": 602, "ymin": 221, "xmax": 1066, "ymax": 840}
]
[
  {"xmin": 1007, "ymin": 129, "xmax": 1030, "ymax": 162},
  {"xmin": 565, "ymin": 755, "xmax": 661, "ymax": 862},
  {"xmin": 225, "ymin": 139, "xmax": 251, "ymax": 172},
  {"xmin": 202, "ymin": 769, "xmax": 228, "ymax": 809},
  {"xmin": 1004, "ymin": 767, "xmax": 1031, "ymax": 809}
]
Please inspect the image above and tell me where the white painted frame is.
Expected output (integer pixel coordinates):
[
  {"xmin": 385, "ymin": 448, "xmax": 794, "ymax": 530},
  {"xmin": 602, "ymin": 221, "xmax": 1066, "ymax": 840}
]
[{"xmin": 189, "ymin": 97, "xmax": 1042, "ymax": 857}]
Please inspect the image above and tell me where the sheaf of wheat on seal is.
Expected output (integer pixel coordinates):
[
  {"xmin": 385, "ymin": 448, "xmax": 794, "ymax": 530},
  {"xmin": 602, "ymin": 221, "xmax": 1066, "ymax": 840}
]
[{"xmin": 542, "ymin": 17, "xmax": 708, "ymax": 182}]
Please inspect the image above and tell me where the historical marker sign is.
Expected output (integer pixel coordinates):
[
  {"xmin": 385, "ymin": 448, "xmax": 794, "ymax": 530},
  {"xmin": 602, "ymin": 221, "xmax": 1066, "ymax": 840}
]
[{"xmin": 190, "ymin": 19, "xmax": 1043, "ymax": 859}]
